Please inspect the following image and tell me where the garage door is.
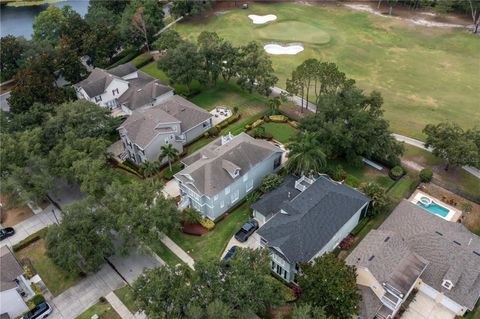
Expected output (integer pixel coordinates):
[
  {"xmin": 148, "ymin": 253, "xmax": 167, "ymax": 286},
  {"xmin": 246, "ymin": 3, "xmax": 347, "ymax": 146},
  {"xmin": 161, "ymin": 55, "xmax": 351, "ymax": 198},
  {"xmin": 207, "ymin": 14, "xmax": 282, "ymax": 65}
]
[
  {"xmin": 441, "ymin": 295, "xmax": 463, "ymax": 314},
  {"xmin": 419, "ymin": 283, "xmax": 439, "ymax": 299}
]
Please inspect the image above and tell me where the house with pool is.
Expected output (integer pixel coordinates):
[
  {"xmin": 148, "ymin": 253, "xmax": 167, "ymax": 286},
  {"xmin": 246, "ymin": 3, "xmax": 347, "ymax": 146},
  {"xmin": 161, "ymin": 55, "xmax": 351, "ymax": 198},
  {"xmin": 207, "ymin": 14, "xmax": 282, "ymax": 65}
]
[{"xmin": 347, "ymin": 200, "xmax": 480, "ymax": 319}]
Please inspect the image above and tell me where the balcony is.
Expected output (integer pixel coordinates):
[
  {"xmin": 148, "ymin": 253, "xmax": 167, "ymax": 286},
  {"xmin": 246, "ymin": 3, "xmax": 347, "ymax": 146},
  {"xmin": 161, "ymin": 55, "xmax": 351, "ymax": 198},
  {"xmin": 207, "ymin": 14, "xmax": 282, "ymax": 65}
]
[{"xmin": 294, "ymin": 175, "xmax": 314, "ymax": 192}]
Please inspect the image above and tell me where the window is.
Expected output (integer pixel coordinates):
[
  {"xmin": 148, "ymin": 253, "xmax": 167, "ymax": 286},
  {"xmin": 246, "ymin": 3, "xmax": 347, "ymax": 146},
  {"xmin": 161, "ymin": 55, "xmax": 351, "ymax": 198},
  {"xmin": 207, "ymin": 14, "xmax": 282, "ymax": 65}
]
[
  {"xmin": 225, "ymin": 186, "xmax": 230, "ymax": 195},
  {"xmin": 243, "ymin": 173, "xmax": 248, "ymax": 182},
  {"xmin": 271, "ymin": 261, "xmax": 275, "ymax": 270},
  {"xmin": 94, "ymin": 95, "xmax": 102, "ymax": 102},
  {"xmin": 112, "ymin": 88, "xmax": 119, "ymax": 96},
  {"xmin": 213, "ymin": 195, "xmax": 218, "ymax": 201},
  {"xmin": 274, "ymin": 156, "xmax": 281, "ymax": 169},
  {"xmin": 203, "ymin": 122, "xmax": 208, "ymax": 128},
  {"xmin": 220, "ymin": 200, "xmax": 225, "ymax": 208},
  {"xmin": 283, "ymin": 269, "xmax": 287, "ymax": 280},
  {"xmin": 246, "ymin": 179, "xmax": 253, "ymax": 192},
  {"xmin": 231, "ymin": 190, "xmax": 239, "ymax": 203}
]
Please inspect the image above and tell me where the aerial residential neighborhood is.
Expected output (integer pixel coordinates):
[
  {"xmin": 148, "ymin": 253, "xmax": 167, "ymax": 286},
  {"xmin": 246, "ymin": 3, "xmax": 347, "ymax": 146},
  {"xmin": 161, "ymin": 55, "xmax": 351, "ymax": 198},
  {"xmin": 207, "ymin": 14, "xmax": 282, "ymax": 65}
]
[{"xmin": 0, "ymin": 1, "xmax": 479, "ymax": 319}]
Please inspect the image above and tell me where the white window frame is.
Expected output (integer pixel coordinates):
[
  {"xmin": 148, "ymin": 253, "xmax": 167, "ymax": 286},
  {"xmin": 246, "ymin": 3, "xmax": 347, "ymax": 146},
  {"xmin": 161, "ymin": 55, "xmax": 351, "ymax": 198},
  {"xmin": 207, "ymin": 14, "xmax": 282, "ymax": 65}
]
[
  {"xmin": 231, "ymin": 190, "xmax": 239, "ymax": 203},
  {"xmin": 246, "ymin": 179, "xmax": 253, "ymax": 192},
  {"xmin": 213, "ymin": 195, "xmax": 218, "ymax": 201},
  {"xmin": 243, "ymin": 173, "xmax": 249, "ymax": 182},
  {"xmin": 220, "ymin": 200, "xmax": 225, "ymax": 208}
]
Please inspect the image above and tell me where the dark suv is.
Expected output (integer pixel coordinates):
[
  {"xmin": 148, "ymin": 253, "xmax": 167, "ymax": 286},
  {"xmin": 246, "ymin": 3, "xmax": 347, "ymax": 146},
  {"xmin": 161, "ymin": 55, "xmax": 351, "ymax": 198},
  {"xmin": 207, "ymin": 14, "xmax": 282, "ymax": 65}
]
[
  {"xmin": 234, "ymin": 220, "xmax": 258, "ymax": 242},
  {"xmin": 0, "ymin": 227, "xmax": 15, "ymax": 240}
]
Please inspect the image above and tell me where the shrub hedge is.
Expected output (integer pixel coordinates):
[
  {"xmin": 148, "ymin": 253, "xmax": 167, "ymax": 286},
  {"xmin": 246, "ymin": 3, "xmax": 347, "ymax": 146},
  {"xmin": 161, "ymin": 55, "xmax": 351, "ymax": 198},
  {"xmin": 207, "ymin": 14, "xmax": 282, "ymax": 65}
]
[
  {"xmin": 199, "ymin": 218, "xmax": 215, "ymax": 231},
  {"xmin": 12, "ymin": 228, "xmax": 47, "ymax": 252},
  {"xmin": 389, "ymin": 166, "xmax": 404, "ymax": 180},
  {"xmin": 132, "ymin": 53, "xmax": 154, "ymax": 69},
  {"xmin": 419, "ymin": 168, "xmax": 433, "ymax": 183},
  {"xmin": 269, "ymin": 115, "xmax": 288, "ymax": 123},
  {"xmin": 164, "ymin": 164, "xmax": 183, "ymax": 180},
  {"xmin": 31, "ymin": 295, "xmax": 45, "ymax": 306}
]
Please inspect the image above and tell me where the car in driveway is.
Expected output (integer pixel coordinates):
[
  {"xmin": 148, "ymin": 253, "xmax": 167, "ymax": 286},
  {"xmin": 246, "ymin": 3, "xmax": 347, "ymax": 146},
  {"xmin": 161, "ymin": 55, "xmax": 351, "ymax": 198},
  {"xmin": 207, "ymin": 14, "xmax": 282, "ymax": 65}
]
[
  {"xmin": 0, "ymin": 227, "xmax": 15, "ymax": 240},
  {"xmin": 234, "ymin": 220, "xmax": 258, "ymax": 242},
  {"xmin": 222, "ymin": 245, "xmax": 238, "ymax": 262},
  {"xmin": 21, "ymin": 302, "xmax": 53, "ymax": 319}
]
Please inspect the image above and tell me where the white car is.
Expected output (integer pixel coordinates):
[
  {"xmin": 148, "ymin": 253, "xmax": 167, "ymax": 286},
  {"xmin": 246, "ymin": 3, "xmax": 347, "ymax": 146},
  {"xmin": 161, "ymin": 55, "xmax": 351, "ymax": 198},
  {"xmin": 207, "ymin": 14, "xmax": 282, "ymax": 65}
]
[{"xmin": 21, "ymin": 302, "xmax": 53, "ymax": 319}]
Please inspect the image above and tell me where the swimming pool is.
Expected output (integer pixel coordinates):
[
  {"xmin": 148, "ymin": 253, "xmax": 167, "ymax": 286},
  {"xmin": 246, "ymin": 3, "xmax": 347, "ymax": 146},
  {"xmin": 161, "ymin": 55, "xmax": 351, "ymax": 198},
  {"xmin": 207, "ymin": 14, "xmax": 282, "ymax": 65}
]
[{"xmin": 416, "ymin": 201, "xmax": 450, "ymax": 218}]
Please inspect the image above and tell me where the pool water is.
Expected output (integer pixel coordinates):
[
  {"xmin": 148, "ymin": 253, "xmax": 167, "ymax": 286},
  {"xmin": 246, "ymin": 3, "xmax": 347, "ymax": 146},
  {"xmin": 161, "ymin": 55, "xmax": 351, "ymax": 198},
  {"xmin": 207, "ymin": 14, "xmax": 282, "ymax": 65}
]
[{"xmin": 416, "ymin": 201, "xmax": 450, "ymax": 218}]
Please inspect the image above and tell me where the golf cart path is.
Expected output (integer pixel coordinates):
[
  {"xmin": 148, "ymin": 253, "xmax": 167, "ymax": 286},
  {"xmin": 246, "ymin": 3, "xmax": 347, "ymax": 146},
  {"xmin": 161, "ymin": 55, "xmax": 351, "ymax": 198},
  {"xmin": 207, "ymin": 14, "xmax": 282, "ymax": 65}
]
[{"xmin": 271, "ymin": 86, "xmax": 480, "ymax": 180}]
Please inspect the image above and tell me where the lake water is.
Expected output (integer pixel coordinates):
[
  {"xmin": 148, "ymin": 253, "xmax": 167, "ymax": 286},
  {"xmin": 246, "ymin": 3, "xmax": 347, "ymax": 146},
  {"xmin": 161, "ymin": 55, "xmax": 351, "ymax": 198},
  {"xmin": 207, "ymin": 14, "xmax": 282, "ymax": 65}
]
[{"xmin": 0, "ymin": 0, "xmax": 90, "ymax": 39}]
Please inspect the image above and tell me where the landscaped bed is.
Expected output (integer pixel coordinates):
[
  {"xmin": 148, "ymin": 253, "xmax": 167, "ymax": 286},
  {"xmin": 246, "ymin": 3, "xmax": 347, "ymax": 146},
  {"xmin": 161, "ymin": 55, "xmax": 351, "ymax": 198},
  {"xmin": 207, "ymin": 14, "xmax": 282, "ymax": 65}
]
[
  {"xmin": 15, "ymin": 238, "xmax": 81, "ymax": 296},
  {"xmin": 169, "ymin": 203, "xmax": 251, "ymax": 262},
  {"xmin": 76, "ymin": 300, "xmax": 121, "ymax": 319}
]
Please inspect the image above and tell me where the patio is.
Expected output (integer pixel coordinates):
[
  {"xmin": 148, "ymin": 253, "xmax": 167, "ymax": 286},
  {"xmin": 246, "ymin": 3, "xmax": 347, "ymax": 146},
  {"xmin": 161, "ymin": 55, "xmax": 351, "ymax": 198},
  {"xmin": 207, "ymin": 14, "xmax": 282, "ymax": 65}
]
[
  {"xmin": 402, "ymin": 291, "xmax": 456, "ymax": 319},
  {"xmin": 210, "ymin": 106, "xmax": 232, "ymax": 126}
]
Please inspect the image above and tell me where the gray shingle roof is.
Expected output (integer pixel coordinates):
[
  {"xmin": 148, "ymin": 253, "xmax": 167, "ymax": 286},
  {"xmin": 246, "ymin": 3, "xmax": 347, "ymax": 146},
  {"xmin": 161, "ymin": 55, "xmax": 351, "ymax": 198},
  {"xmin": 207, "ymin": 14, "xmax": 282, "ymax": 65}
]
[
  {"xmin": 257, "ymin": 177, "xmax": 370, "ymax": 264},
  {"xmin": 108, "ymin": 62, "xmax": 137, "ymax": 77},
  {"xmin": 347, "ymin": 200, "xmax": 480, "ymax": 311},
  {"xmin": 118, "ymin": 80, "xmax": 172, "ymax": 110},
  {"xmin": 74, "ymin": 68, "xmax": 116, "ymax": 97},
  {"xmin": 1, "ymin": 246, "xmax": 23, "ymax": 292},
  {"xmin": 175, "ymin": 133, "xmax": 282, "ymax": 197},
  {"xmin": 158, "ymin": 95, "xmax": 211, "ymax": 132}
]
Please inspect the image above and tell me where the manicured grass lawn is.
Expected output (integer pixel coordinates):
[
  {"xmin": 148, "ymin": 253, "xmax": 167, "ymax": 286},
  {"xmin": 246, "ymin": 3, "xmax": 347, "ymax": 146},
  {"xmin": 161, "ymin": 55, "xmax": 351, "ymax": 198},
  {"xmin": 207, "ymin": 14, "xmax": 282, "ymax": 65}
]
[
  {"xmin": 76, "ymin": 301, "xmax": 120, "ymax": 319},
  {"xmin": 141, "ymin": 62, "xmax": 203, "ymax": 95},
  {"xmin": 327, "ymin": 159, "xmax": 395, "ymax": 190},
  {"xmin": 170, "ymin": 203, "xmax": 251, "ymax": 262},
  {"xmin": 15, "ymin": 239, "xmax": 81, "ymax": 296},
  {"xmin": 258, "ymin": 122, "xmax": 297, "ymax": 144},
  {"xmin": 114, "ymin": 285, "xmax": 139, "ymax": 314},
  {"xmin": 401, "ymin": 144, "xmax": 480, "ymax": 201},
  {"xmin": 463, "ymin": 303, "xmax": 480, "ymax": 319},
  {"xmin": 174, "ymin": 3, "xmax": 480, "ymax": 139},
  {"xmin": 151, "ymin": 241, "xmax": 185, "ymax": 267}
]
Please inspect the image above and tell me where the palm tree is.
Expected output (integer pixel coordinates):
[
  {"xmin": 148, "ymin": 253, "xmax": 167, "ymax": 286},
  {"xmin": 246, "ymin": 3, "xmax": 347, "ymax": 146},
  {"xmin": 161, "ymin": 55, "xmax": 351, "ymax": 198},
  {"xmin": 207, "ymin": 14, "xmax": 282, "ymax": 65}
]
[
  {"xmin": 139, "ymin": 161, "xmax": 160, "ymax": 178},
  {"xmin": 160, "ymin": 144, "xmax": 179, "ymax": 172},
  {"xmin": 267, "ymin": 97, "xmax": 282, "ymax": 115},
  {"xmin": 285, "ymin": 131, "xmax": 326, "ymax": 175}
]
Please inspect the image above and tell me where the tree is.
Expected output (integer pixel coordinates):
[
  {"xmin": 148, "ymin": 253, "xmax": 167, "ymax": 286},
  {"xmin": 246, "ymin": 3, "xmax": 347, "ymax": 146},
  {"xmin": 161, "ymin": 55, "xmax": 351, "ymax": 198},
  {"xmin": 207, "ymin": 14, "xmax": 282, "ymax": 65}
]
[
  {"xmin": 171, "ymin": 0, "xmax": 213, "ymax": 18},
  {"xmin": 153, "ymin": 29, "xmax": 183, "ymax": 51},
  {"xmin": 286, "ymin": 131, "xmax": 326, "ymax": 175},
  {"xmin": 139, "ymin": 161, "xmax": 160, "ymax": 178},
  {"xmin": 198, "ymin": 31, "xmax": 224, "ymax": 85},
  {"xmin": 235, "ymin": 42, "xmax": 278, "ymax": 95},
  {"xmin": 0, "ymin": 36, "xmax": 28, "ymax": 81},
  {"xmin": 267, "ymin": 97, "xmax": 282, "ymax": 115},
  {"xmin": 88, "ymin": 0, "xmax": 131, "ymax": 15},
  {"xmin": 133, "ymin": 249, "xmax": 280, "ymax": 318},
  {"xmin": 219, "ymin": 41, "xmax": 238, "ymax": 83},
  {"xmin": 121, "ymin": 0, "xmax": 165, "ymax": 48},
  {"xmin": 45, "ymin": 197, "xmax": 114, "ymax": 273},
  {"xmin": 33, "ymin": 6, "xmax": 65, "ymax": 44},
  {"xmin": 423, "ymin": 122, "xmax": 480, "ymax": 170},
  {"xmin": 291, "ymin": 304, "xmax": 330, "ymax": 319},
  {"xmin": 360, "ymin": 182, "xmax": 389, "ymax": 217},
  {"xmin": 297, "ymin": 253, "xmax": 360, "ymax": 319},
  {"xmin": 57, "ymin": 39, "xmax": 87, "ymax": 83},
  {"xmin": 160, "ymin": 144, "xmax": 179, "ymax": 172},
  {"xmin": 158, "ymin": 41, "xmax": 204, "ymax": 93},
  {"xmin": 260, "ymin": 173, "xmax": 284, "ymax": 193},
  {"xmin": 387, "ymin": 0, "xmax": 398, "ymax": 15}
]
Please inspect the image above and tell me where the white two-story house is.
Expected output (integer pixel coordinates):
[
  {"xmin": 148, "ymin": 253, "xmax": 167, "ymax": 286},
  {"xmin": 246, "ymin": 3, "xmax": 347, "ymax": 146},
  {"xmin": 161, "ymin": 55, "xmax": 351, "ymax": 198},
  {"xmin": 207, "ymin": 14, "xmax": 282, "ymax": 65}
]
[
  {"xmin": 73, "ymin": 62, "xmax": 173, "ymax": 115},
  {"xmin": 118, "ymin": 95, "xmax": 213, "ymax": 165},
  {"xmin": 174, "ymin": 133, "xmax": 283, "ymax": 220}
]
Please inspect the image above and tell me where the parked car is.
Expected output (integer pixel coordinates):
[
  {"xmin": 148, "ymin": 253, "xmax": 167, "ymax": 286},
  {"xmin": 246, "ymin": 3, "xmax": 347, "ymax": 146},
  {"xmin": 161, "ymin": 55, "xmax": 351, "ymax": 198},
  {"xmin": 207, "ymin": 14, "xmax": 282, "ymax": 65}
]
[
  {"xmin": 234, "ymin": 220, "xmax": 258, "ymax": 242},
  {"xmin": 0, "ymin": 227, "xmax": 15, "ymax": 240},
  {"xmin": 222, "ymin": 245, "xmax": 238, "ymax": 262},
  {"xmin": 21, "ymin": 302, "xmax": 52, "ymax": 319}
]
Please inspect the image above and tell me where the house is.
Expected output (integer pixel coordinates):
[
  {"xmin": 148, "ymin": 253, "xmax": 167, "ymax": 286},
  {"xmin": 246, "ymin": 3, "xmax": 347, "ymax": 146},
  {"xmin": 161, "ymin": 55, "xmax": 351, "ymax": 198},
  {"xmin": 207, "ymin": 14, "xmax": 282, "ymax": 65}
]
[
  {"xmin": 253, "ymin": 175, "xmax": 370, "ymax": 282},
  {"xmin": 1, "ymin": 246, "xmax": 34, "ymax": 318},
  {"xmin": 73, "ymin": 62, "xmax": 173, "ymax": 115},
  {"xmin": 346, "ymin": 200, "xmax": 480, "ymax": 318},
  {"xmin": 117, "ymin": 95, "xmax": 213, "ymax": 165},
  {"xmin": 174, "ymin": 133, "xmax": 283, "ymax": 220}
]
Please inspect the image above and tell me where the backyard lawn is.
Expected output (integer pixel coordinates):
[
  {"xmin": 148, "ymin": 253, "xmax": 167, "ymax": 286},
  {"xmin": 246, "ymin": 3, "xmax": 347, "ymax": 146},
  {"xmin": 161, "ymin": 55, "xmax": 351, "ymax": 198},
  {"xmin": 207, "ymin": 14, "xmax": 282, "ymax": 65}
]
[
  {"xmin": 327, "ymin": 159, "xmax": 395, "ymax": 190},
  {"xmin": 169, "ymin": 203, "xmax": 251, "ymax": 262},
  {"xmin": 15, "ymin": 239, "xmax": 81, "ymax": 296},
  {"xmin": 114, "ymin": 285, "xmax": 139, "ymax": 314},
  {"xmin": 174, "ymin": 2, "xmax": 480, "ymax": 140},
  {"xmin": 258, "ymin": 122, "xmax": 297, "ymax": 144},
  {"xmin": 76, "ymin": 301, "xmax": 120, "ymax": 319}
]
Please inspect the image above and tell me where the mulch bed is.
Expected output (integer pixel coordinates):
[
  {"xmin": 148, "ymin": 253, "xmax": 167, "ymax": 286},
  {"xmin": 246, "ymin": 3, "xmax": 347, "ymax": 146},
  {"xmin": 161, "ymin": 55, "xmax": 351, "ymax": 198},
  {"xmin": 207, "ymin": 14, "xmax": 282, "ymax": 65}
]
[{"xmin": 182, "ymin": 223, "xmax": 209, "ymax": 236}]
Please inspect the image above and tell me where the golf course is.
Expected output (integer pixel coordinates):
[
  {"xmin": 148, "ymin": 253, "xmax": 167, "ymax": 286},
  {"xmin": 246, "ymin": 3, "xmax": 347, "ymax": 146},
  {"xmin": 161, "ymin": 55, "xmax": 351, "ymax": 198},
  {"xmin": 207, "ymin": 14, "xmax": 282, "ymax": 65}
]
[{"xmin": 173, "ymin": 2, "xmax": 480, "ymax": 140}]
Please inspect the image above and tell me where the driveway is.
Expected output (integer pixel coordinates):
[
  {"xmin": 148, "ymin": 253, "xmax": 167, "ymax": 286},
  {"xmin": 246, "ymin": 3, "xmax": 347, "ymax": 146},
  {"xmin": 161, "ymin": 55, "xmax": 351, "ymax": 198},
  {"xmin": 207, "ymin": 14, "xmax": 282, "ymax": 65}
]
[
  {"xmin": 221, "ymin": 231, "xmax": 260, "ymax": 259},
  {"xmin": 402, "ymin": 292, "xmax": 456, "ymax": 319}
]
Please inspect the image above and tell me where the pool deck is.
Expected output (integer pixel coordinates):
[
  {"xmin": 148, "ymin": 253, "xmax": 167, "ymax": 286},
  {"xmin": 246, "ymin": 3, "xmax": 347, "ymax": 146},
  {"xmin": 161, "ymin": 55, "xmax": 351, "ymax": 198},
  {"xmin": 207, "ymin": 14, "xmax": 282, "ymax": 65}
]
[{"xmin": 409, "ymin": 190, "xmax": 462, "ymax": 222}]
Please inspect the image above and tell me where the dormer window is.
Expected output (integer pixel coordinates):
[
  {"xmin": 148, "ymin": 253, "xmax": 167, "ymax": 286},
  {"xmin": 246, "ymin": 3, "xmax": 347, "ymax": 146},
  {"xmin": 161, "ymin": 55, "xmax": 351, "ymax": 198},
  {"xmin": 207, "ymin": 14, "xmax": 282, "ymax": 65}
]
[
  {"xmin": 222, "ymin": 159, "xmax": 241, "ymax": 179},
  {"xmin": 112, "ymin": 88, "xmax": 119, "ymax": 96},
  {"xmin": 95, "ymin": 95, "xmax": 102, "ymax": 102},
  {"xmin": 442, "ymin": 279, "xmax": 453, "ymax": 290}
]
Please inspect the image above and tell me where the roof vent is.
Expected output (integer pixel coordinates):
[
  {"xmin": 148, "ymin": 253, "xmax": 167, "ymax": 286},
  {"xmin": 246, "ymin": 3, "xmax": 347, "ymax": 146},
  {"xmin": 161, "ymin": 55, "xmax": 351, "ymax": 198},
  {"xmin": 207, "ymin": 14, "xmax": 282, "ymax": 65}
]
[
  {"xmin": 384, "ymin": 236, "xmax": 390, "ymax": 242},
  {"xmin": 368, "ymin": 255, "xmax": 375, "ymax": 261},
  {"xmin": 442, "ymin": 279, "xmax": 453, "ymax": 290},
  {"xmin": 473, "ymin": 251, "xmax": 480, "ymax": 257},
  {"xmin": 453, "ymin": 240, "xmax": 461, "ymax": 246},
  {"xmin": 435, "ymin": 231, "xmax": 443, "ymax": 236}
]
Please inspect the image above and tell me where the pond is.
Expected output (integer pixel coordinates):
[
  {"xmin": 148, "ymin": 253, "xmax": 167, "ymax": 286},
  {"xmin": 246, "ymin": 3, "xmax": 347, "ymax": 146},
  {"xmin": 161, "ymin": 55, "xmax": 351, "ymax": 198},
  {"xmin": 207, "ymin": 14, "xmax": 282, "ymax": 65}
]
[{"xmin": 0, "ymin": 0, "xmax": 89, "ymax": 39}]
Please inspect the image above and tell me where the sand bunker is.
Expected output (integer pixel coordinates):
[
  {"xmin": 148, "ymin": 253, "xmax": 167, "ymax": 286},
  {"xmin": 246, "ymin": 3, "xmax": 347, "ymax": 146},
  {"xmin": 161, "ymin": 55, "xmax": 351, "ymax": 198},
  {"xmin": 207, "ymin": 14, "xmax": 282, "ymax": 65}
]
[
  {"xmin": 248, "ymin": 14, "xmax": 277, "ymax": 24},
  {"xmin": 264, "ymin": 43, "xmax": 304, "ymax": 55}
]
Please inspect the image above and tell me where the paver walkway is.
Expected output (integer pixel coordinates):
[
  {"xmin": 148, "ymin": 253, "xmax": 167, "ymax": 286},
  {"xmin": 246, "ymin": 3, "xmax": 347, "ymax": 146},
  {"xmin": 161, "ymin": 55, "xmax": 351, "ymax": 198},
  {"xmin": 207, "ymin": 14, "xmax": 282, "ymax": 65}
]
[
  {"xmin": 160, "ymin": 235, "xmax": 195, "ymax": 269},
  {"xmin": 0, "ymin": 204, "xmax": 60, "ymax": 248},
  {"xmin": 49, "ymin": 264, "xmax": 124, "ymax": 319},
  {"xmin": 106, "ymin": 292, "xmax": 134, "ymax": 319}
]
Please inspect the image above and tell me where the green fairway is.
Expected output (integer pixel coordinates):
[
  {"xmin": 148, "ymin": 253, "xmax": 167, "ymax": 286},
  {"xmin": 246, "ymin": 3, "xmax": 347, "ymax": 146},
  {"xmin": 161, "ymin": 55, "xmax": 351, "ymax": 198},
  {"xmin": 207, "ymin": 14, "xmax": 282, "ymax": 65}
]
[{"xmin": 174, "ymin": 3, "xmax": 480, "ymax": 140}]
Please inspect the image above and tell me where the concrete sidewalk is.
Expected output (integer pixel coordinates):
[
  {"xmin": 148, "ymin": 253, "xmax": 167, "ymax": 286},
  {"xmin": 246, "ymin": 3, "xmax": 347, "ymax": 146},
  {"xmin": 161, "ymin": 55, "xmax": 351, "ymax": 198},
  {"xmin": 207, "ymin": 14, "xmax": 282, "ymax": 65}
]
[
  {"xmin": 160, "ymin": 235, "xmax": 195, "ymax": 269},
  {"xmin": 106, "ymin": 292, "xmax": 134, "ymax": 319},
  {"xmin": 0, "ymin": 205, "xmax": 60, "ymax": 248}
]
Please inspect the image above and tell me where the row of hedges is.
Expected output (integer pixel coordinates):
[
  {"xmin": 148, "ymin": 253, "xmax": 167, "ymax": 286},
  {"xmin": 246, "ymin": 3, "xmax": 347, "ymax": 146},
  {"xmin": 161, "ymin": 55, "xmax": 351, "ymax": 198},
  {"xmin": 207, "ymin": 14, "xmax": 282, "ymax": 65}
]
[
  {"xmin": 12, "ymin": 228, "xmax": 48, "ymax": 252},
  {"xmin": 244, "ymin": 116, "xmax": 299, "ymax": 131},
  {"xmin": 117, "ymin": 162, "xmax": 143, "ymax": 178},
  {"xmin": 204, "ymin": 113, "xmax": 241, "ymax": 138},
  {"xmin": 108, "ymin": 47, "xmax": 140, "ymax": 69},
  {"xmin": 132, "ymin": 53, "xmax": 154, "ymax": 69}
]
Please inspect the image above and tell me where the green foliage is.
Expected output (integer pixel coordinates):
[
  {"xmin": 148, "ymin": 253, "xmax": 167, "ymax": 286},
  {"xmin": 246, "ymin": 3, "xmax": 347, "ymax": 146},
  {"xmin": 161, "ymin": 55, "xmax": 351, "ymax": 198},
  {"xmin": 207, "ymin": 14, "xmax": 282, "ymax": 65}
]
[
  {"xmin": 31, "ymin": 294, "xmax": 45, "ymax": 306},
  {"xmin": 235, "ymin": 42, "xmax": 278, "ymax": 96},
  {"xmin": 389, "ymin": 165, "xmax": 404, "ymax": 180},
  {"xmin": 286, "ymin": 131, "xmax": 327, "ymax": 175},
  {"xmin": 199, "ymin": 218, "xmax": 215, "ymax": 231},
  {"xmin": 261, "ymin": 174, "xmax": 284, "ymax": 193},
  {"xmin": 0, "ymin": 35, "xmax": 28, "ymax": 81},
  {"xmin": 298, "ymin": 253, "xmax": 360, "ymax": 319},
  {"xmin": 208, "ymin": 126, "xmax": 220, "ymax": 137},
  {"xmin": 182, "ymin": 208, "xmax": 203, "ymax": 224},
  {"xmin": 326, "ymin": 165, "xmax": 347, "ymax": 182},
  {"xmin": 424, "ymin": 122, "xmax": 480, "ymax": 170},
  {"xmin": 133, "ymin": 249, "xmax": 281, "ymax": 319},
  {"xmin": 164, "ymin": 163, "xmax": 182, "ymax": 180},
  {"xmin": 246, "ymin": 190, "xmax": 262, "ymax": 204},
  {"xmin": 117, "ymin": 162, "xmax": 142, "ymax": 177},
  {"xmin": 360, "ymin": 182, "xmax": 390, "ymax": 217},
  {"xmin": 12, "ymin": 228, "xmax": 47, "ymax": 252},
  {"xmin": 153, "ymin": 30, "xmax": 183, "ymax": 51},
  {"xmin": 171, "ymin": 0, "xmax": 213, "ymax": 18},
  {"xmin": 253, "ymin": 126, "xmax": 266, "ymax": 139},
  {"xmin": 419, "ymin": 168, "xmax": 433, "ymax": 183},
  {"xmin": 131, "ymin": 52, "xmax": 153, "ymax": 69},
  {"xmin": 345, "ymin": 175, "xmax": 360, "ymax": 188},
  {"xmin": 139, "ymin": 161, "xmax": 159, "ymax": 178},
  {"xmin": 108, "ymin": 47, "xmax": 140, "ymax": 68},
  {"xmin": 291, "ymin": 303, "xmax": 330, "ymax": 319},
  {"xmin": 269, "ymin": 114, "xmax": 288, "ymax": 123},
  {"xmin": 160, "ymin": 144, "xmax": 180, "ymax": 172}
]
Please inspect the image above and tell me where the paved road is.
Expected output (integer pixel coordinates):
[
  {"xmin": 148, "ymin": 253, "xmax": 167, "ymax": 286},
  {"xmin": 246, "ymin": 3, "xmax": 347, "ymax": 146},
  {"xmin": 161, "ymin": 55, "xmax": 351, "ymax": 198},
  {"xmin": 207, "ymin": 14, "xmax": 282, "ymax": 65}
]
[{"xmin": 0, "ymin": 205, "xmax": 60, "ymax": 248}]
